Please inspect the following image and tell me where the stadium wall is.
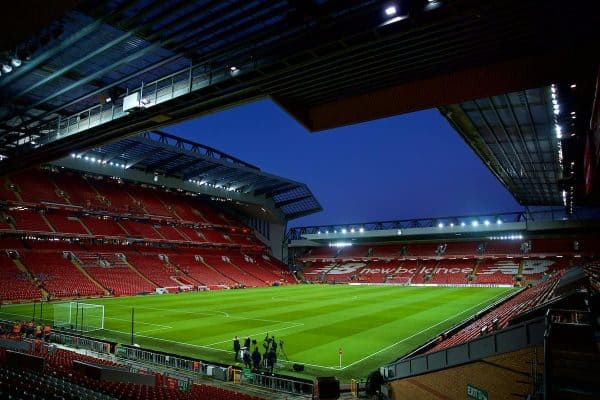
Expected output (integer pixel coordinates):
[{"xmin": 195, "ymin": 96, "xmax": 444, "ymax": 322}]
[{"xmin": 385, "ymin": 346, "xmax": 543, "ymax": 400}]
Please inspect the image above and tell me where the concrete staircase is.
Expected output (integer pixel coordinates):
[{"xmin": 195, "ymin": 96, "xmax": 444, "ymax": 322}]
[{"xmin": 12, "ymin": 258, "xmax": 49, "ymax": 299}]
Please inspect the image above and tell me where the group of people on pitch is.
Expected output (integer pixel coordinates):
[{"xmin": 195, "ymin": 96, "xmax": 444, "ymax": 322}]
[{"xmin": 233, "ymin": 334, "xmax": 279, "ymax": 373}]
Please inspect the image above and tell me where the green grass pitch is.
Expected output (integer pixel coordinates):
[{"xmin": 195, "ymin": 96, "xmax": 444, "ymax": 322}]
[{"xmin": 0, "ymin": 285, "xmax": 515, "ymax": 380}]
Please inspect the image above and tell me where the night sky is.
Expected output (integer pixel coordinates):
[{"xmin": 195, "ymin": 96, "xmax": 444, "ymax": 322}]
[{"xmin": 165, "ymin": 99, "xmax": 521, "ymax": 227}]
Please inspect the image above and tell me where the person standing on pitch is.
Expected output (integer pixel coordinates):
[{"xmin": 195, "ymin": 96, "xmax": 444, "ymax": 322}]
[
  {"xmin": 233, "ymin": 336, "xmax": 241, "ymax": 361},
  {"xmin": 251, "ymin": 347, "xmax": 261, "ymax": 371},
  {"xmin": 244, "ymin": 336, "xmax": 251, "ymax": 350},
  {"xmin": 266, "ymin": 347, "xmax": 277, "ymax": 373},
  {"xmin": 243, "ymin": 348, "xmax": 251, "ymax": 369}
]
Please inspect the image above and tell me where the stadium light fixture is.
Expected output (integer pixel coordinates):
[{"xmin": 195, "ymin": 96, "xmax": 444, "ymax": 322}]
[
  {"xmin": 484, "ymin": 220, "xmax": 490, "ymax": 226},
  {"xmin": 438, "ymin": 222, "xmax": 444, "ymax": 228},
  {"xmin": 460, "ymin": 222, "xmax": 466, "ymax": 227},
  {"xmin": 496, "ymin": 219, "xmax": 502, "ymax": 224},
  {"xmin": 384, "ymin": 5, "xmax": 397, "ymax": 16},
  {"xmin": 329, "ymin": 242, "xmax": 352, "ymax": 248},
  {"xmin": 317, "ymin": 231, "xmax": 321, "ymax": 235},
  {"xmin": 10, "ymin": 57, "xmax": 21, "ymax": 68},
  {"xmin": 350, "ymin": 228, "xmax": 355, "ymax": 233},
  {"xmin": 341, "ymin": 228, "xmax": 347, "ymax": 234},
  {"xmin": 472, "ymin": 221, "xmax": 479, "ymax": 227},
  {"xmin": 397, "ymin": 229, "xmax": 402, "ymax": 235},
  {"xmin": 230, "ymin": 66, "xmax": 238, "ymax": 72},
  {"xmin": 449, "ymin": 223, "xmax": 454, "ymax": 227},
  {"xmin": 325, "ymin": 230, "xmax": 329, "ymax": 234},
  {"xmin": 359, "ymin": 227, "xmax": 364, "ymax": 233},
  {"xmin": 2, "ymin": 64, "xmax": 12, "ymax": 74},
  {"xmin": 570, "ymin": 84, "xmax": 576, "ymax": 89}
]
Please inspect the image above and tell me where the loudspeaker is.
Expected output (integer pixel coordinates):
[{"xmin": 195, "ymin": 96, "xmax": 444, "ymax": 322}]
[
  {"xmin": 292, "ymin": 363, "xmax": 304, "ymax": 372},
  {"xmin": 317, "ymin": 376, "xmax": 340, "ymax": 399}
]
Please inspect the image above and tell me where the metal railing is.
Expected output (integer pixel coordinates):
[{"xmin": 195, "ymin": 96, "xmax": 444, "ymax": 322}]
[
  {"xmin": 241, "ymin": 371, "xmax": 313, "ymax": 397},
  {"xmin": 23, "ymin": 58, "xmax": 262, "ymax": 151},
  {"xmin": 50, "ymin": 332, "xmax": 113, "ymax": 355}
]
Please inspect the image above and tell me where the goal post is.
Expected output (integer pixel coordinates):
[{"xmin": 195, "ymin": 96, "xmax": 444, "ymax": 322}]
[{"xmin": 53, "ymin": 302, "xmax": 105, "ymax": 333}]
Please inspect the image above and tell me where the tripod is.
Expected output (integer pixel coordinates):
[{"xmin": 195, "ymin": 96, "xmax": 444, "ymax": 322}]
[{"xmin": 278, "ymin": 340, "xmax": 289, "ymax": 361}]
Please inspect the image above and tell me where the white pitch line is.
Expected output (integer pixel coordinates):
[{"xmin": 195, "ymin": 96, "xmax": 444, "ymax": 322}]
[
  {"xmin": 131, "ymin": 306, "xmax": 304, "ymax": 327},
  {"xmin": 138, "ymin": 306, "xmax": 230, "ymax": 318},
  {"xmin": 105, "ymin": 316, "xmax": 172, "ymax": 328},
  {"xmin": 338, "ymin": 288, "xmax": 514, "ymax": 370}
]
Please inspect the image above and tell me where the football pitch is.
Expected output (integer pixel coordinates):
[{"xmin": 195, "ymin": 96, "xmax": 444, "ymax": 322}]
[{"xmin": 0, "ymin": 285, "xmax": 515, "ymax": 380}]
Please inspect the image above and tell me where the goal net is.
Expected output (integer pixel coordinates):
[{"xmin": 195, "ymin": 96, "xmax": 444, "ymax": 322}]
[{"xmin": 53, "ymin": 302, "xmax": 105, "ymax": 332}]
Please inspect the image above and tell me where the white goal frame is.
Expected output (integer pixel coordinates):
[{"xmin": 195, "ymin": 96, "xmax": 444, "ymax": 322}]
[{"xmin": 54, "ymin": 302, "xmax": 105, "ymax": 332}]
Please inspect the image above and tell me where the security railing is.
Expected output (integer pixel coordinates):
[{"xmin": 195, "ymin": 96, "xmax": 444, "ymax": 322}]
[{"xmin": 241, "ymin": 371, "xmax": 314, "ymax": 397}]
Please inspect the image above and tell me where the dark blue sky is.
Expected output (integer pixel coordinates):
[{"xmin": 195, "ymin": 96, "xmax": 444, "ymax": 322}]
[{"xmin": 165, "ymin": 99, "xmax": 521, "ymax": 227}]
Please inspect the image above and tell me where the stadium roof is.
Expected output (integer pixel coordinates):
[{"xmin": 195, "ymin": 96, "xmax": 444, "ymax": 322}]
[
  {"xmin": 1, "ymin": 0, "xmax": 598, "ymax": 184},
  {"xmin": 287, "ymin": 208, "xmax": 600, "ymax": 242},
  {"xmin": 58, "ymin": 130, "xmax": 322, "ymax": 220},
  {"xmin": 440, "ymin": 86, "xmax": 566, "ymax": 207}
]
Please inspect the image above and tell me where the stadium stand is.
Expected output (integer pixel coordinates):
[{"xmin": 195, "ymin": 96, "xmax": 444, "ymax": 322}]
[
  {"xmin": 52, "ymin": 172, "xmax": 102, "ymax": 208},
  {"xmin": 428, "ymin": 272, "xmax": 564, "ymax": 352},
  {"xmin": 203, "ymin": 253, "xmax": 266, "ymax": 287},
  {"xmin": 119, "ymin": 220, "xmax": 163, "ymax": 240},
  {"xmin": 85, "ymin": 265, "xmax": 155, "ymax": 296},
  {"xmin": 45, "ymin": 212, "xmax": 90, "ymax": 235},
  {"xmin": 126, "ymin": 254, "xmax": 178, "ymax": 288},
  {"xmin": 81, "ymin": 216, "xmax": 127, "ymax": 237},
  {"xmin": 0, "ymin": 253, "xmax": 41, "ymax": 301},
  {"xmin": 127, "ymin": 186, "xmax": 173, "ymax": 217},
  {"xmin": 7, "ymin": 209, "xmax": 53, "ymax": 232},
  {"xmin": 11, "ymin": 169, "xmax": 65, "ymax": 204},
  {"xmin": 168, "ymin": 254, "xmax": 238, "ymax": 288},
  {"xmin": 0, "ymin": 340, "xmax": 264, "ymax": 400},
  {"xmin": 19, "ymin": 251, "xmax": 103, "ymax": 298}
]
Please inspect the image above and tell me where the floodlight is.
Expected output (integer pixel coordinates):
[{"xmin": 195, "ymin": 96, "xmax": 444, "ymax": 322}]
[
  {"xmin": 341, "ymin": 228, "xmax": 347, "ymax": 234},
  {"xmin": 10, "ymin": 57, "xmax": 21, "ymax": 68},
  {"xmin": 472, "ymin": 221, "xmax": 479, "ymax": 227},
  {"xmin": 2, "ymin": 64, "xmax": 12, "ymax": 74},
  {"xmin": 460, "ymin": 222, "xmax": 466, "ymax": 227},
  {"xmin": 385, "ymin": 5, "xmax": 397, "ymax": 16},
  {"xmin": 496, "ymin": 219, "xmax": 502, "ymax": 224},
  {"xmin": 359, "ymin": 227, "xmax": 364, "ymax": 233},
  {"xmin": 438, "ymin": 222, "xmax": 444, "ymax": 228},
  {"xmin": 484, "ymin": 220, "xmax": 490, "ymax": 226}
]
